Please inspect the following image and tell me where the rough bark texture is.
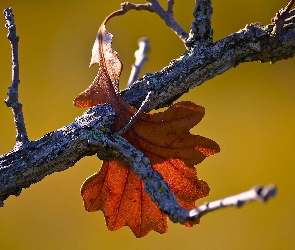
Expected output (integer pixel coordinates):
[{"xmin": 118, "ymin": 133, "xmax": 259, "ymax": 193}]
[
  {"xmin": 0, "ymin": 104, "xmax": 116, "ymax": 204},
  {"xmin": 122, "ymin": 17, "xmax": 295, "ymax": 110}
]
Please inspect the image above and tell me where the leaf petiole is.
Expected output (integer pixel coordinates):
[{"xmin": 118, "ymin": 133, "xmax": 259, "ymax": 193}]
[{"xmin": 116, "ymin": 91, "xmax": 153, "ymax": 136}]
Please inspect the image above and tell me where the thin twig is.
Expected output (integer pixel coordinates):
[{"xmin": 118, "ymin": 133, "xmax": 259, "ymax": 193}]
[
  {"xmin": 127, "ymin": 37, "xmax": 150, "ymax": 87},
  {"xmin": 272, "ymin": 0, "xmax": 295, "ymax": 37},
  {"xmin": 104, "ymin": 2, "xmax": 151, "ymax": 22},
  {"xmin": 3, "ymin": 8, "xmax": 28, "ymax": 146},
  {"xmin": 167, "ymin": 0, "xmax": 175, "ymax": 14},
  {"xmin": 104, "ymin": 1, "xmax": 188, "ymax": 43},
  {"xmin": 147, "ymin": 0, "xmax": 188, "ymax": 42},
  {"xmin": 116, "ymin": 91, "xmax": 153, "ymax": 136},
  {"xmin": 188, "ymin": 185, "xmax": 277, "ymax": 221},
  {"xmin": 186, "ymin": 0, "xmax": 213, "ymax": 47}
]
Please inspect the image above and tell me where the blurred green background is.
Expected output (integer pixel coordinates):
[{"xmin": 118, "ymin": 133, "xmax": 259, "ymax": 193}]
[{"xmin": 0, "ymin": 0, "xmax": 294, "ymax": 249}]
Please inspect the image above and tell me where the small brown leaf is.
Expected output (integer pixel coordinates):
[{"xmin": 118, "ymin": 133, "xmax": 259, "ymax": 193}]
[
  {"xmin": 90, "ymin": 25, "xmax": 122, "ymax": 77},
  {"xmin": 73, "ymin": 24, "xmax": 122, "ymax": 108},
  {"xmin": 81, "ymin": 160, "xmax": 167, "ymax": 237}
]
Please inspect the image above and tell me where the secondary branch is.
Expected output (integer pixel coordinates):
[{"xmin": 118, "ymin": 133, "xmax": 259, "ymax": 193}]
[{"xmin": 3, "ymin": 8, "xmax": 28, "ymax": 146}]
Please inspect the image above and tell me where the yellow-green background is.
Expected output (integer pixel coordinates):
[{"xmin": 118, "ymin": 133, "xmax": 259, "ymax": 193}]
[{"xmin": 0, "ymin": 1, "xmax": 294, "ymax": 249}]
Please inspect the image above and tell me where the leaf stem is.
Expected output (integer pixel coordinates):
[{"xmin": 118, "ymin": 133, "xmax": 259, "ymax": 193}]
[
  {"xmin": 116, "ymin": 91, "xmax": 153, "ymax": 136},
  {"xmin": 104, "ymin": 1, "xmax": 188, "ymax": 44}
]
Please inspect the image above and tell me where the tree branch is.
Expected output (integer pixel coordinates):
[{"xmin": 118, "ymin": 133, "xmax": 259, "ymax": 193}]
[
  {"xmin": 74, "ymin": 125, "xmax": 277, "ymax": 225},
  {"xmin": 186, "ymin": 0, "xmax": 213, "ymax": 47},
  {"xmin": 3, "ymin": 8, "xmax": 28, "ymax": 147},
  {"xmin": 1, "ymin": 3, "xmax": 294, "ymax": 223},
  {"xmin": 113, "ymin": 130, "xmax": 277, "ymax": 223}
]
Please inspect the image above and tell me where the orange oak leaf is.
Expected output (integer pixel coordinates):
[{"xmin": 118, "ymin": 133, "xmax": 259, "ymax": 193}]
[
  {"xmin": 74, "ymin": 15, "xmax": 220, "ymax": 237},
  {"xmin": 81, "ymin": 101, "xmax": 219, "ymax": 237}
]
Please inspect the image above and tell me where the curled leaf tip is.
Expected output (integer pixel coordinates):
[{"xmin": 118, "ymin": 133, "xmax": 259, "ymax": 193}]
[{"xmin": 74, "ymin": 23, "xmax": 122, "ymax": 108}]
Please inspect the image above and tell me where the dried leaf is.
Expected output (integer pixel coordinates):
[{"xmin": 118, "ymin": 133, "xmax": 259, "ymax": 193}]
[
  {"xmin": 81, "ymin": 101, "xmax": 220, "ymax": 237},
  {"xmin": 73, "ymin": 24, "xmax": 122, "ymax": 108},
  {"xmin": 81, "ymin": 160, "xmax": 167, "ymax": 237},
  {"xmin": 128, "ymin": 101, "xmax": 219, "ymax": 166},
  {"xmin": 75, "ymin": 17, "xmax": 220, "ymax": 237}
]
